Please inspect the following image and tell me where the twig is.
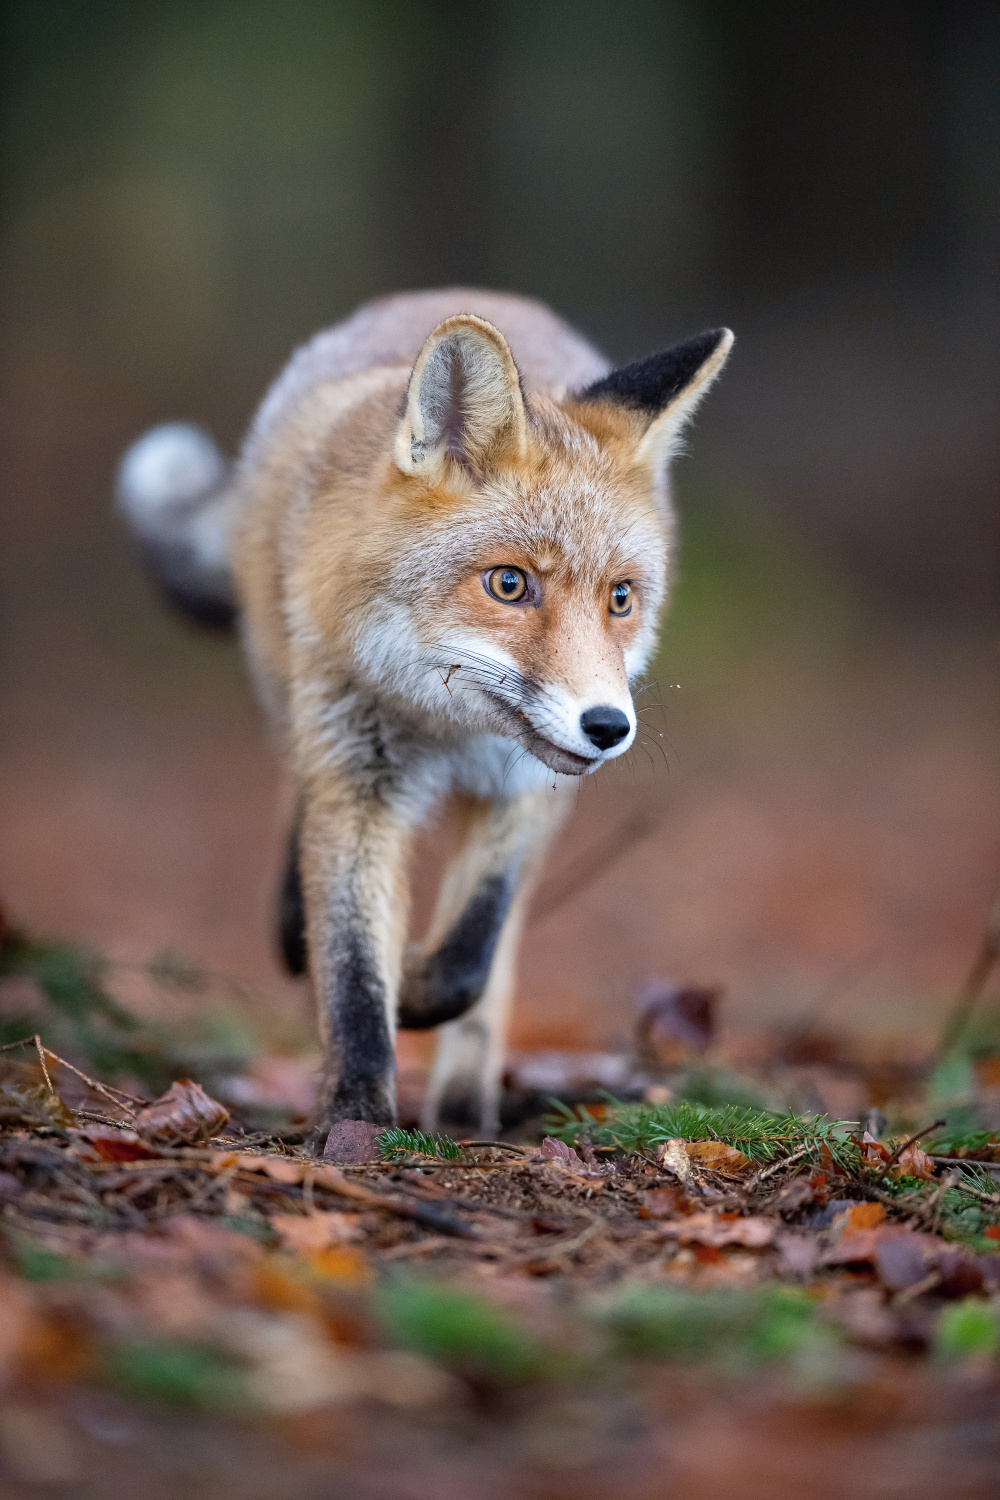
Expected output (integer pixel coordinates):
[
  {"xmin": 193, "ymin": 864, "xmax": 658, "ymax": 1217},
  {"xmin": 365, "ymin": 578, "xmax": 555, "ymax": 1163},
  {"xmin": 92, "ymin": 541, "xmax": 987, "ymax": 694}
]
[
  {"xmin": 0, "ymin": 1035, "xmax": 141, "ymax": 1112},
  {"xmin": 935, "ymin": 874, "xmax": 1000, "ymax": 1062},
  {"xmin": 32, "ymin": 1035, "xmax": 55, "ymax": 1094},
  {"xmin": 894, "ymin": 1270, "xmax": 942, "ymax": 1305},
  {"xmin": 950, "ymin": 1176, "xmax": 1000, "ymax": 1208},
  {"xmin": 878, "ymin": 1119, "xmax": 946, "ymax": 1177},
  {"xmin": 750, "ymin": 1142, "xmax": 813, "ymax": 1188}
]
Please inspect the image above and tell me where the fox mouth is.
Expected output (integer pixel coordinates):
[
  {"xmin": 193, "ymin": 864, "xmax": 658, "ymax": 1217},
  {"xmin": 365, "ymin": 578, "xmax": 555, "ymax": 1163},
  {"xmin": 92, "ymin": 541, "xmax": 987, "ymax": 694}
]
[
  {"xmin": 439, "ymin": 661, "xmax": 602, "ymax": 776},
  {"xmin": 517, "ymin": 723, "xmax": 599, "ymax": 776}
]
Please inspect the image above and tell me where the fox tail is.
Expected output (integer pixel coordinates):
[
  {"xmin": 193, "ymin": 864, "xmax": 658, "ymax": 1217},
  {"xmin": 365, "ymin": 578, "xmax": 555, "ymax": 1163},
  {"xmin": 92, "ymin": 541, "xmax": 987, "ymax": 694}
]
[{"xmin": 116, "ymin": 422, "xmax": 237, "ymax": 627}]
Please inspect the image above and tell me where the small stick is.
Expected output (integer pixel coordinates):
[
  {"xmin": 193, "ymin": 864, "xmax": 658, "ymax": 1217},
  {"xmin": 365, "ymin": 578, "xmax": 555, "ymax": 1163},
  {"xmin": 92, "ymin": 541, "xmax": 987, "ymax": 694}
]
[
  {"xmin": 0, "ymin": 1035, "xmax": 141, "ymax": 1112},
  {"xmin": 951, "ymin": 1176, "xmax": 1000, "ymax": 1207},
  {"xmin": 32, "ymin": 1035, "xmax": 55, "ymax": 1095},
  {"xmin": 878, "ymin": 1119, "xmax": 946, "ymax": 1177},
  {"xmin": 750, "ymin": 1141, "xmax": 813, "ymax": 1188}
]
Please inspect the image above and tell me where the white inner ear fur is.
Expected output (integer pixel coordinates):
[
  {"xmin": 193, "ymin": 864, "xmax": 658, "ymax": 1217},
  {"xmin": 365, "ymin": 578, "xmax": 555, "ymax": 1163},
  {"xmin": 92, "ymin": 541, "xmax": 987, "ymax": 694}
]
[
  {"xmin": 394, "ymin": 314, "xmax": 527, "ymax": 479},
  {"xmin": 635, "ymin": 328, "xmax": 734, "ymax": 494}
]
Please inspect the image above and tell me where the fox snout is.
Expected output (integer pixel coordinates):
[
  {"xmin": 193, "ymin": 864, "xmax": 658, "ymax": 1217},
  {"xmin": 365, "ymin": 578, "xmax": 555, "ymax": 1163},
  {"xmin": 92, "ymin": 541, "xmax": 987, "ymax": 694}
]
[
  {"xmin": 580, "ymin": 704, "xmax": 631, "ymax": 751},
  {"xmin": 515, "ymin": 679, "xmax": 636, "ymax": 774}
]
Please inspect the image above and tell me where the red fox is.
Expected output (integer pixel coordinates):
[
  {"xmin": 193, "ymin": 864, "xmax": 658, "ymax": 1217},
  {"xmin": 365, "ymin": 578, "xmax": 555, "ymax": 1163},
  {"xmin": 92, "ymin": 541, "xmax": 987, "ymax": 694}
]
[{"xmin": 117, "ymin": 288, "xmax": 732, "ymax": 1142}]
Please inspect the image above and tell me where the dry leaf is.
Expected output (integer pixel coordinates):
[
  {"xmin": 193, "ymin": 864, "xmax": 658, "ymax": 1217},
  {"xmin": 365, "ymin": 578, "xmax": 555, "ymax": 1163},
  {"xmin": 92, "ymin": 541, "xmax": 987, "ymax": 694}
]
[
  {"xmin": 133, "ymin": 1079, "xmax": 229, "ymax": 1145},
  {"xmin": 635, "ymin": 981, "xmax": 720, "ymax": 1061},
  {"xmin": 68, "ymin": 1126, "xmax": 157, "ymax": 1162},
  {"xmin": 540, "ymin": 1136, "xmax": 584, "ymax": 1167},
  {"xmin": 891, "ymin": 1144, "xmax": 935, "ymax": 1181},
  {"xmin": 845, "ymin": 1202, "xmax": 885, "ymax": 1231},
  {"xmin": 657, "ymin": 1139, "xmax": 693, "ymax": 1182},
  {"xmin": 271, "ymin": 1212, "xmax": 363, "ymax": 1252},
  {"xmin": 775, "ymin": 1233, "xmax": 819, "ymax": 1277},
  {"xmin": 661, "ymin": 1211, "xmax": 775, "ymax": 1248},
  {"xmin": 0, "ymin": 1083, "xmax": 74, "ymax": 1130},
  {"xmin": 637, "ymin": 1186, "xmax": 690, "ymax": 1219},
  {"xmin": 684, "ymin": 1140, "xmax": 751, "ymax": 1172}
]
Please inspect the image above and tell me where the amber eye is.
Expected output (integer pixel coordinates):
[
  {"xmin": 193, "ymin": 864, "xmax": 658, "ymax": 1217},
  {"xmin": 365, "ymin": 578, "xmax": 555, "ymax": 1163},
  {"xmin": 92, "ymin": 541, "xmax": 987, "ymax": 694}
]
[
  {"xmin": 610, "ymin": 581, "xmax": 633, "ymax": 616},
  {"xmin": 486, "ymin": 566, "xmax": 528, "ymax": 603}
]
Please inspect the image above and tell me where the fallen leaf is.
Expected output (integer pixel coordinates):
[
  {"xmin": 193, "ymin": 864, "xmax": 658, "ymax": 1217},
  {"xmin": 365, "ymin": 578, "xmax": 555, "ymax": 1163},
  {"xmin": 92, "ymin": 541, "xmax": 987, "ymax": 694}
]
[
  {"xmin": 845, "ymin": 1202, "xmax": 885, "ymax": 1231},
  {"xmin": 260, "ymin": 1157, "xmax": 307, "ymax": 1185},
  {"xmin": 133, "ymin": 1080, "xmax": 229, "ymax": 1145},
  {"xmin": 635, "ymin": 981, "xmax": 720, "ymax": 1061},
  {"xmin": 860, "ymin": 1130, "xmax": 890, "ymax": 1165},
  {"xmin": 68, "ymin": 1126, "xmax": 157, "ymax": 1162},
  {"xmin": 0, "ymin": 1083, "xmax": 74, "ymax": 1130},
  {"xmin": 637, "ymin": 1186, "xmax": 691, "ymax": 1219},
  {"xmin": 540, "ymin": 1136, "xmax": 583, "ymax": 1167},
  {"xmin": 684, "ymin": 1140, "xmax": 751, "ymax": 1173},
  {"xmin": 872, "ymin": 1234, "xmax": 935, "ymax": 1292},
  {"xmin": 775, "ymin": 1233, "xmax": 819, "ymax": 1277},
  {"xmin": 661, "ymin": 1211, "xmax": 775, "ymax": 1248},
  {"xmin": 823, "ymin": 1225, "xmax": 911, "ymax": 1265},
  {"xmin": 891, "ymin": 1143, "xmax": 935, "ymax": 1181},
  {"xmin": 271, "ymin": 1212, "xmax": 364, "ymax": 1253},
  {"xmin": 657, "ymin": 1139, "xmax": 693, "ymax": 1182},
  {"xmin": 304, "ymin": 1246, "xmax": 372, "ymax": 1285}
]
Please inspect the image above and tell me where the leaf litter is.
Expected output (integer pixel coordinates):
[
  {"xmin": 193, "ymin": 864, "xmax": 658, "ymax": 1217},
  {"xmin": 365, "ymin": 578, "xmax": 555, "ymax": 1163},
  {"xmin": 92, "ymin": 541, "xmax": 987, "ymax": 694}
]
[{"xmin": 2, "ymin": 922, "xmax": 1000, "ymax": 1494}]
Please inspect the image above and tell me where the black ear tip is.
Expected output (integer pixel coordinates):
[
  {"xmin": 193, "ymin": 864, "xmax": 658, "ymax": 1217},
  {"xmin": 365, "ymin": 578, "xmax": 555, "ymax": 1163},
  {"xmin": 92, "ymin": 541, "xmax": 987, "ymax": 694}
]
[{"xmin": 576, "ymin": 325, "xmax": 734, "ymax": 415}]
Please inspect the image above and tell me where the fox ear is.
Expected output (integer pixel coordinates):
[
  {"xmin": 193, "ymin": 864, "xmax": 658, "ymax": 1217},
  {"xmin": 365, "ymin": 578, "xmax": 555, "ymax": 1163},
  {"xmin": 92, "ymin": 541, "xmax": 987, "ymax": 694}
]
[
  {"xmin": 394, "ymin": 315, "xmax": 527, "ymax": 479},
  {"xmin": 578, "ymin": 328, "xmax": 733, "ymax": 486}
]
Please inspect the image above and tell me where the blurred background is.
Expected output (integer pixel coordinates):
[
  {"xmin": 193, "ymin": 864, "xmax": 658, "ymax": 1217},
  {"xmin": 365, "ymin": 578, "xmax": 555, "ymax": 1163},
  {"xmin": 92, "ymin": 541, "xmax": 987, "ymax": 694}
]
[{"xmin": 1, "ymin": 0, "xmax": 998, "ymax": 1071}]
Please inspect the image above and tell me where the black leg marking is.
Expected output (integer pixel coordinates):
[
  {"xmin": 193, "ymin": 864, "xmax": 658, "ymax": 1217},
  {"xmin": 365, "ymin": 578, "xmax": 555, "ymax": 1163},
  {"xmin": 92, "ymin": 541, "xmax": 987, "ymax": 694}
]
[
  {"xmin": 319, "ymin": 897, "xmax": 396, "ymax": 1126},
  {"xmin": 398, "ymin": 872, "xmax": 514, "ymax": 1029},
  {"xmin": 277, "ymin": 825, "xmax": 307, "ymax": 976}
]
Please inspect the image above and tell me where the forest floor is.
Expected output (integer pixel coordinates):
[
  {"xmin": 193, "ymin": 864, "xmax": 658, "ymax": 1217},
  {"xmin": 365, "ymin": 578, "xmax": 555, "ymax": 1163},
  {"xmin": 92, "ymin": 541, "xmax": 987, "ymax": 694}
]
[{"xmin": 1, "ymin": 914, "xmax": 1000, "ymax": 1498}]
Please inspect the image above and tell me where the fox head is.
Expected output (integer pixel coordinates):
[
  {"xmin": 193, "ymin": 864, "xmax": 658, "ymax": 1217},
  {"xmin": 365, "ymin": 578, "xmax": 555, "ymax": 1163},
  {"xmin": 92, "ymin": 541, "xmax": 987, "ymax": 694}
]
[{"xmin": 357, "ymin": 314, "xmax": 732, "ymax": 777}]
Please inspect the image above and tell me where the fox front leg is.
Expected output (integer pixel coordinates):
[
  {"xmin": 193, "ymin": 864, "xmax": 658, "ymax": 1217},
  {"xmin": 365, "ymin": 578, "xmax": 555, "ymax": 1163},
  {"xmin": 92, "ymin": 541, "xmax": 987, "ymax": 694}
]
[
  {"xmin": 299, "ymin": 785, "xmax": 412, "ymax": 1137},
  {"xmin": 407, "ymin": 789, "xmax": 571, "ymax": 1135}
]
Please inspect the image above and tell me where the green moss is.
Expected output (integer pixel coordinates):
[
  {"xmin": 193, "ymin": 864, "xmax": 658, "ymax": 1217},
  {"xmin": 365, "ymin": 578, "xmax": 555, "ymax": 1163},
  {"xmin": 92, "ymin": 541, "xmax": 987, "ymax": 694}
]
[
  {"xmin": 934, "ymin": 1299, "xmax": 1000, "ymax": 1360},
  {"xmin": 105, "ymin": 1340, "xmax": 248, "ymax": 1408},
  {"xmin": 598, "ymin": 1284, "xmax": 835, "ymax": 1369},
  {"xmin": 377, "ymin": 1281, "xmax": 546, "ymax": 1382}
]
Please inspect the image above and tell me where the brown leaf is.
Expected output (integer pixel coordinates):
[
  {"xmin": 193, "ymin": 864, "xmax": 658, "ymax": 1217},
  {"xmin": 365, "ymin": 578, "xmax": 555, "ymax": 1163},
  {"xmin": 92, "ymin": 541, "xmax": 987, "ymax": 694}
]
[
  {"xmin": 823, "ymin": 1223, "xmax": 912, "ymax": 1266},
  {"xmin": 684, "ymin": 1140, "xmax": 751, "ymax": 1173},
  {"xmin": 891, "ymin": 1144, "xmax": 935, "ymax": 1181},
  {"xmin": 540, "ymin": 1136, "xmax": 583, "ymax": 1166},
  {"xmin": 845, "ymin": 1202, "xmax": 885, "ymax": 1231},
  {"xmin": 775, "ymin": 1232, "xmax": 819, "ymax": 1277},
  {"xmin": 0, "ymin": 1083, "xmax": 74, "ymax": 1130},
  {"xmin": 133, "ymin": 1079, "xmax": 229, "ymax": 1145},
  {"xmin": 635, "ymin": 981, "xmax": 719, "ymax": 1061},
  {"xmin": 662, "ymin": 1210, "xmax": 775, "ymax": 1248},
  {"xmin": 637, "ymin": 1186, "xmax": 690, "ymax": 1219},
  {"xmin": 68, "ymin": 1126, "xmax": 157, "ymax": 1161},
  {"xmin": 271, "ymin": 1212, "xmax": 364, "ymax": 1252}
]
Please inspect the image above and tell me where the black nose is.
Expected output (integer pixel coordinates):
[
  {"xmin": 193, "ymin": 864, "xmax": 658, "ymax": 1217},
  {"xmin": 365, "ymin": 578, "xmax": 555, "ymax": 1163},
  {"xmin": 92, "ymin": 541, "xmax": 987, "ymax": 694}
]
[{"xmin": 580, "ymin": 705, "xmax": 631, "ymax": 751}]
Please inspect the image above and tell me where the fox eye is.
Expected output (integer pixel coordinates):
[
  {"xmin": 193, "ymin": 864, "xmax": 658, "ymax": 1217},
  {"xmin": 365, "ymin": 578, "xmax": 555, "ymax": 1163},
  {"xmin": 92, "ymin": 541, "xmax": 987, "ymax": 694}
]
[
  {"xmin": 610, "ymin": 581, "xmax": 633, "ymax": 616},
  {"xmin": 486, "ymin": 566, "xmax": 528, "ymax": 603}
]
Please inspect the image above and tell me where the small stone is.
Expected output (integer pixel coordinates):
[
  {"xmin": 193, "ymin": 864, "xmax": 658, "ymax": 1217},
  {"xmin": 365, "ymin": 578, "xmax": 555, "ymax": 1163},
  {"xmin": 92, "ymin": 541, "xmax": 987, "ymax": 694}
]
[{"xmin": 323, "ymin": 1120, "xmax": 385, "ymax": 1165}]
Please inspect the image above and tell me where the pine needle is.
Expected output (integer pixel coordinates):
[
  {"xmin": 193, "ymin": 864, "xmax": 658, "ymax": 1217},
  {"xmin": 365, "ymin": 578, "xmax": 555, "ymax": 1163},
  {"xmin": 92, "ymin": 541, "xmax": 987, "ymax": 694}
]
[
  {"xmin": 377, "ymin": 1127, "xmax": 462, "ymax": 1162},
  {"xmin": 543, "ymin": 1096, "xmax": 858, "ymax": 1167}
]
